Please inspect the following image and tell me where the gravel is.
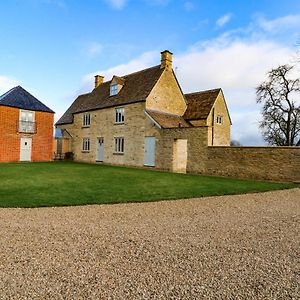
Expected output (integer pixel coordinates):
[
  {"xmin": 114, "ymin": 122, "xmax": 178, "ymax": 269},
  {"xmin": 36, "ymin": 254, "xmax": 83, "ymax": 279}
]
[{"xmin": 0, "ymin": 188, "xmax": 299, "ymax": 299}]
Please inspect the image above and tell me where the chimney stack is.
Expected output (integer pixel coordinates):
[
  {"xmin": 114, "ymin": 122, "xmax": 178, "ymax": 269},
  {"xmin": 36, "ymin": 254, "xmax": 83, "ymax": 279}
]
[
  {"xmin": 160, "ymin": 50, "xmax": 173, "ymax": 70},
  {"xmin": 94, "ymin": 75, "xmax": 104, "ymax": 88}
]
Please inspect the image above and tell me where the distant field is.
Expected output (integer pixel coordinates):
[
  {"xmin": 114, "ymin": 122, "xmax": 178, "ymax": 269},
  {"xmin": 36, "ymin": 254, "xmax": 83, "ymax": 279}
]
[{"xmin": 0, "ymin": 161, "xmax": 295, "ymax": 208}]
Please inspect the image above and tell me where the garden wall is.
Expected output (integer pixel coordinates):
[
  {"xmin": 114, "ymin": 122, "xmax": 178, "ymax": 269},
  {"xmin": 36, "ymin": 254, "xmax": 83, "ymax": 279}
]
[{"xmin": 204, "ymin": 146, "xmax": 300, "ymax": 182}]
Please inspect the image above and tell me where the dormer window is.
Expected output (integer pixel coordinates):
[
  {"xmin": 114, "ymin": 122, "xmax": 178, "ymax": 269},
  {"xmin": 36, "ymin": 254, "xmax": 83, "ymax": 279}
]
[
  {"xmin": 110, "ymin": 84, "xmax": 118, "ymax": 96},
  {"xmin": 109, "ymin": 76, "xmax": 124, "ymax": 96}
]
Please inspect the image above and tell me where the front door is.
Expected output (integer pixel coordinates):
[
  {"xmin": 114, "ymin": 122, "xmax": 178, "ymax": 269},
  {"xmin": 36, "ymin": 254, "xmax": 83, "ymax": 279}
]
[
  {"xmin": 96, "ymin": 138, "xmax": 104, "ymax": 161},
  {"xmin": 144, "ymin": 137, "xmax": 156, "ymax": 167},
  {"xmin": 20, "ymin": 137, "xmax": 32, "ymax": 161}
]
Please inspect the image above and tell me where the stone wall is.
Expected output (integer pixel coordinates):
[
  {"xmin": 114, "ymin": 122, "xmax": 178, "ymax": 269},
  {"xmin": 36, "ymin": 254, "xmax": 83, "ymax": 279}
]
[
  {"xmin": 156, "ymin": 127, "xmax": 208, "ymax": 173},
  {"xmin": 60, "ymin": 102, "xmax": 158, "ymax": 167},
  {"xmin": 204, "ymin": 146, "xmax": 300, "ymax": 182},
  {"xmin": 206, "ymin": 92, "xmax": 231, "ymax": 146},
  {"xmin": 146, "ymin": 68, "xmax": 187, "ymax": 115}
]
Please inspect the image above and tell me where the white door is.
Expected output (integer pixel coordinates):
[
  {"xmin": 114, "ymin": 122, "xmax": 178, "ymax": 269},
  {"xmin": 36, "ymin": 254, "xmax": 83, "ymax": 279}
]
[
  {"xmin": 144, "ymin": 137, "xmax": 156, "ymax": 167},
  {"xmin": 96, "ymin": 137, "xmax": 104, "ymax": 161},
  {"xmin": 20, "ymin": 137, "xmax": 32, "ymax": 161}
]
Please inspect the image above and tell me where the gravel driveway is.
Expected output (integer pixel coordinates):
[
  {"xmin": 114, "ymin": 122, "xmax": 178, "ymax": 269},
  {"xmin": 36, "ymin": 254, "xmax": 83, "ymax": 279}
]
[{"xmin": 0, "ymin": 188, "xmax": 299, "ymax": 299}]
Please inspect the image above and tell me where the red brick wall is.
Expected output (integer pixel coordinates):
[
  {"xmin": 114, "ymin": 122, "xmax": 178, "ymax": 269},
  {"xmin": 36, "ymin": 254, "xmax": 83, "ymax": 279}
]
[{"xmin": 0, "ymin": 106, "xmax": 54, "ymax": 162}]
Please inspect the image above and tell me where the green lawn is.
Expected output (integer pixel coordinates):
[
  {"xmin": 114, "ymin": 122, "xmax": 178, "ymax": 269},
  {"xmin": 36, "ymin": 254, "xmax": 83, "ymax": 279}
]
[{"xmin": 0, "ymin": 161, "xmax": 295, "ymax": 208}]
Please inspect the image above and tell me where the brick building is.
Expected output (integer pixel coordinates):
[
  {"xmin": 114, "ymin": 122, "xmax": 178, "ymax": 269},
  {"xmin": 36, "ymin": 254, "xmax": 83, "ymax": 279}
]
[
  {"xmin": 0, "ymin": 86, "xmax": 54, "ymax": 162},
  {"xmin": 56, "ymin": 50, "xmax": 231, "ymax": 173}
]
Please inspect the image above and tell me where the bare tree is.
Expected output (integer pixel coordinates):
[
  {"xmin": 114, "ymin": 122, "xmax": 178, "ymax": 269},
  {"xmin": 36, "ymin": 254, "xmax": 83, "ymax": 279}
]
[
  {"xmin": 256, "ymin": 64, "xmax": 300, "ymax": 146},
  {"xmin": 230, "ymin": 140, "xmax": 242, "ymax": 146}
]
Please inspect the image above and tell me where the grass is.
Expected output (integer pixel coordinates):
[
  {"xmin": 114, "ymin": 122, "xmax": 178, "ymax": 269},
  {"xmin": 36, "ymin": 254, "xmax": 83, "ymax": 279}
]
[{"xmin": 0, "ymin": 161, "xmax": 295, "ymax": 208}]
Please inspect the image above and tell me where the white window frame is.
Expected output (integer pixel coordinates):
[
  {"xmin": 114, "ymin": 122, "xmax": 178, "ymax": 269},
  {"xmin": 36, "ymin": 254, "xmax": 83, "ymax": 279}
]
[
  {"xmin": 110, "ymin": 84, "xmax": 118, "ymax": 96},
  {"xmin": 82, "ymin": 138, "xmax": 90, "ymax": 152},
  {"xmin": 19, "ymin": 110, "xmax": 35, "ymax": 133},
  {"xmin": 83, "ymin": 113, "xmax": 91, "ymax": 127},
  {"xmin": 115, "ymin": 107, "xmax": 125, "ymax": 124},
  {"xmin": 114, "ymin": 137, "xmax": 124, "ymax": 154},
  {"xmin": 216, "ymin": 114, "xmax": 223, "ymax": 124}
]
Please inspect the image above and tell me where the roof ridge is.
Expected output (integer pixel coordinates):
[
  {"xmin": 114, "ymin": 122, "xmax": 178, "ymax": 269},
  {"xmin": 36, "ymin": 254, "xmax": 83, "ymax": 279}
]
[
  {"xmin": 122, "ymin": 64, "xmax": 161, "ymax": 78},
  {"xmin": 91, "ymin": 65, "xmax": 161, "ymax": 87},
  {"xmin": 184, "ymin": 88, "xmax": 221, "ymax": 96}
]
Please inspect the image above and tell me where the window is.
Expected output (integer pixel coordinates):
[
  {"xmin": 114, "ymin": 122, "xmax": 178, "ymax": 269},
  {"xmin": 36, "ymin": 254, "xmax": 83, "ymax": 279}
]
[
  {"xmin": 114, "ymin": 137, "xmax": 124, "ymax": 154},
  {"xmin": 216, "ymin": 115, "xmax": 223, "ymax": 124},
  {"xmin": 19, "ymin": 110, "xmax": 35, "ymax": 133},
  {"xmin": 110, "ymin": 84, "xmax": 118, "ymax": 96},
  {"xmin": 115, "ymin": 108, "xmax": 125, "ymax": 124},
  {"xmin": 82, "ymin": 138, "xmax": 90, "ymax": 151},
  {"xmin": 83, "ymin": 113, "xmax": 91, "ymax": 127}
]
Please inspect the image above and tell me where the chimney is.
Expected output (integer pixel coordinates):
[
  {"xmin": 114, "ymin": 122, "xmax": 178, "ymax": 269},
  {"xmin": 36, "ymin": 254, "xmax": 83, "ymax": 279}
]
[
  {"xmin": 94, "ymin": 75, "xmax": 104, "ymax": 88},
  {"xmin": 160, "ymin": 50, "xmax": 173, "ymax": 70}
]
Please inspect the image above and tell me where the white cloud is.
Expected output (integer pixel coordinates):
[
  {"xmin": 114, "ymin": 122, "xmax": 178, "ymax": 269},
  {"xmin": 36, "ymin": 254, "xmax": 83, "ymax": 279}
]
[
  {"xmin": 216, "ymin": 13, "xmax": 233, "ymax": 28},
  {"xmin": 256, "ymin": 14, "xmax": 300, "ymax": 33},
  {"xmin": 230, "ymin": 110, "xmax": 264, "ymax": 146},
  {"xmin": 104, "ymin": 0, "xmax": 128, "ymax": 9},
  {"xmin": 81, "ymin": 51, "xmax": 157, "ymax": 92},
  {"xmin": 174, "ymin": 38, "xmax": 292, "ymax": 95},
  {"xmin": 0, "ymin": 76, "xmax": 19, "ymax": 95}
]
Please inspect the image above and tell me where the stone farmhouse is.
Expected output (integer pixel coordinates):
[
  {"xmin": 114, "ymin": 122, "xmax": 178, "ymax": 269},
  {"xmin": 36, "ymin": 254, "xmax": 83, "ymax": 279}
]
[
  {"xmin": 56, "ymin": 50, "xmax": 231, "ymax": 173},
  {"xmin": 0, "ymin": 86, "xmax": 54, "ymax": 162}
]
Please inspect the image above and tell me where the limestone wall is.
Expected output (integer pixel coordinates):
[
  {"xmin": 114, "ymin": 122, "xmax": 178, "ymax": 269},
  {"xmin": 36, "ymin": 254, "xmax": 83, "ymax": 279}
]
[
  {"xmin": 206, "ymin": 92, "xmax": 231, "ymax": 146},
  {"xmin": 204, "ymin": 146, "xmax": 300, "ymax": 182},
  {"xmin": 60, "ymin": 102, "xmax": 151, "ymax": 166},
  {"xmin": 156, "ymin": 127, "xmax": 208, "ymax": 173},
  {"xmin": 146, "ymin": 69, "xmax": 186, "ymax": 115}
]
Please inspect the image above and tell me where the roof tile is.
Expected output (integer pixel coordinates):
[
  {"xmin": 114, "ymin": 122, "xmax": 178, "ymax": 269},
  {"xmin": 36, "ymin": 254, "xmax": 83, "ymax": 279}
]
[
  {"xmin": 56, "ymin": 65, "xmax": 163, "ymax": 125},
  {"xmin": 184, "ymin": 89, "xmax": 221, "ymax": 120},
  {"xmin": 146, "ymin": 110, "xmax": 191, "ymax": 129},
  {"xmin": 0, "ymin": 86, "xmax": 54, "ymax": 113}
]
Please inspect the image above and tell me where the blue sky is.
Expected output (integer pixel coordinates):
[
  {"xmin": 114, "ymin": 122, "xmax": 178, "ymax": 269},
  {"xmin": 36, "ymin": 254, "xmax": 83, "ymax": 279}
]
[{"xmin": 1, "ymin": 0, "xmax": 300, "ymax": 145}]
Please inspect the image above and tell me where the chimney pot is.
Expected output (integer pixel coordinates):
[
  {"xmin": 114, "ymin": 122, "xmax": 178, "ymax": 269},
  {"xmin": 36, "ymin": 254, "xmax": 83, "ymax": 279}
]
[
  {"xmin": 94, "ymin": 75, "xmax": 104, "ymax": 88},
  {"xmin": 160, "ymin": 50, "xmax": 173, "ymax": 70}
]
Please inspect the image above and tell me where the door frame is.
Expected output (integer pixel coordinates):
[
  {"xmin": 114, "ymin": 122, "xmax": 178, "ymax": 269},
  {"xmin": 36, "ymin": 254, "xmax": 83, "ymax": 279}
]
[
  {"xmin": 172, "ymin": 139, "xmax": 188, "ymax": 173},
  {"xmin": 20, "ymin": 137, "xmax": 32, "ymax": 162},
  {"xmin": 144, "ymin": 136, "xmax": 156, "ymax": 167},
  {"xmin": 96, "ymin": 137, "xmax": 104, "ymax": 162}
]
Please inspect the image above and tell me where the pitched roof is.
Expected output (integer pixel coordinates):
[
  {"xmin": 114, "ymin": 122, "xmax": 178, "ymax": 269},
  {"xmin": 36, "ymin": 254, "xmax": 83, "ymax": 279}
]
[
  {"xmin": 56, "ymin": 65, "xmax": 164, "ymax": 125},
  {"xmin": 0, "ymin": 86, "xmax": 54, "ymax": 113},
  {"xmin": 183, "ymin": 88, "xmax": 221, "ymax": 120},
  {"xmin": 146, "ymin": 110, "xmax": 191, "ymax": 129}
]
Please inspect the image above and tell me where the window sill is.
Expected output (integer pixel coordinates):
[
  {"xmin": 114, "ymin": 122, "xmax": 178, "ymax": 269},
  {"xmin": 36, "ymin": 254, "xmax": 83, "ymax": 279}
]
[
  {"xmin": 81, "ymin": 150, "xmax": 90, "ymax": 153},
  {"xmin": 114, "ymin": 122, "xmax": 124, "ymax": 125},
  {"xmin": 82, "ymin": 126, "xmax": 90, "ymax": 128},
  {"xmin": 113, "ymin": 152, "xmax": 124, "ymax": 155}
]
